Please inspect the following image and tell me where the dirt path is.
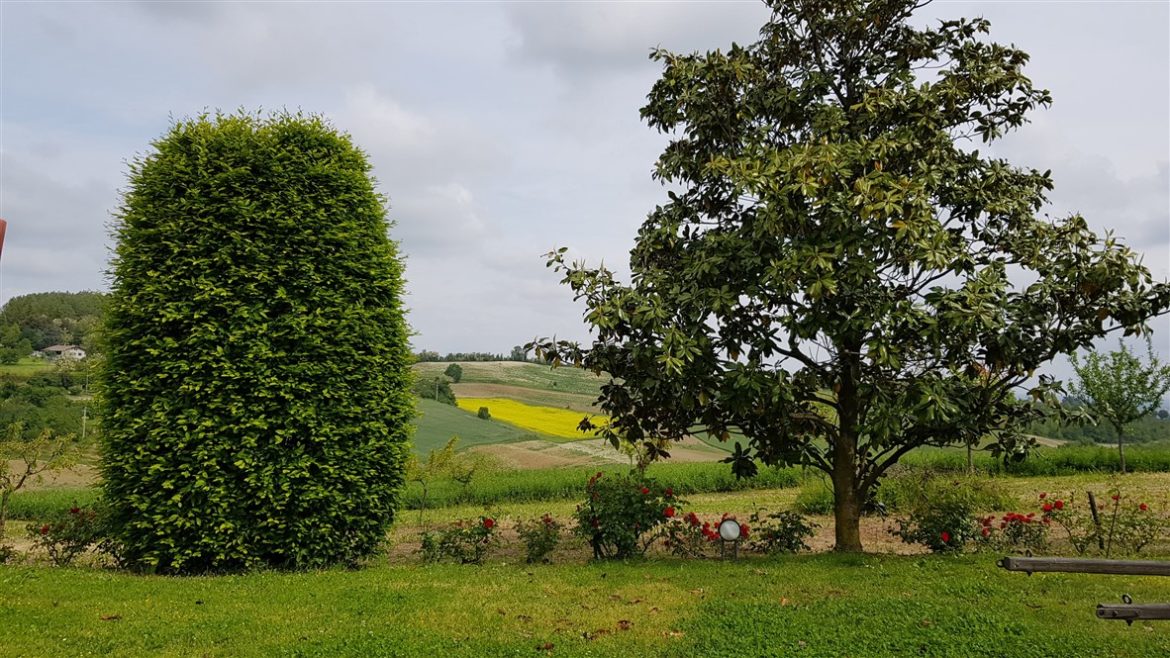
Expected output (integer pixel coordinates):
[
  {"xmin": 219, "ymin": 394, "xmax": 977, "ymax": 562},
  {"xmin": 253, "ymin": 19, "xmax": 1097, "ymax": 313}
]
[{"xmin": 469, "ymin": 437, "xmax": 726, "ymax": 469}]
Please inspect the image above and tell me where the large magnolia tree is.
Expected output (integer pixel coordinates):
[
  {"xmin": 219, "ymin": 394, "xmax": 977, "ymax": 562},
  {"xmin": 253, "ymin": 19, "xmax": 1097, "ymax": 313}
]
[{"xmin": 532, "ymin": 0, "xmax": 1170, "ymax": 551}]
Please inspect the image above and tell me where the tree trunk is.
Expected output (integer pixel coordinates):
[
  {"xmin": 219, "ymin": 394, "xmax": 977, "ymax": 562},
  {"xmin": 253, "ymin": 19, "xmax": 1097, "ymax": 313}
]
[
  {"xmin": 1117, "ymin": 430, "xmax": 1127, "ymax": 475},
  {"xmin": 832, "ymin": 465, "xmax": 864, "ymax": 552},
  {"xmin": 833, "ymin": 355, "xmax": 864, "ymax": 552}
]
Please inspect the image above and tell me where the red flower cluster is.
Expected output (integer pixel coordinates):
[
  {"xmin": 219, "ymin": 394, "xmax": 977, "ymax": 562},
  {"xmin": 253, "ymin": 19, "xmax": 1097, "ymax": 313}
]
[
  {"xmin": 1139, "ymin": 503, "xmax": 1149, "ymax": 512},
  {"xmin": 684, "ymin": 512, "xmax": 701, "ymax": 528},
  {"xmin": 940, "ymin": 531, "xmax": 951, "ymax": 543},
  {"xmin": 640, "ymin": 487, "xmax": 651, "ymax": 495},
  {"xmin": 541, "ymin": 514, "xmax": 555, "ymax": 526},
  {"xmin": 665, "ymin": 487, "xmax": 674, "ymax": 499},
  {"xmin": 664, "ymin": 506, "xmax": 676, "ymax": 518},
  {"xmin": 700, "ymin": 522, "xmax": 719, "ymax": 542},
  {"xmin": 39, "ymin": 524, "xmax": 50, "ymax": 535},
  {"xmin": 997, "ymin": 512, "xmax": 1039, "ymax": 529},
  {"xmin": 482, "ymin": 517, "xmax": 495, "ymax": 530}
]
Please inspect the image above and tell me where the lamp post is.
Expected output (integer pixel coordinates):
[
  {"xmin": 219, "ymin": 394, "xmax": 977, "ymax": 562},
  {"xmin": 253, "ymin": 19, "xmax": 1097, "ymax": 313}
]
[{"xmin": 719, "ymin": 518, "xmax": 742, "ymax": 560}]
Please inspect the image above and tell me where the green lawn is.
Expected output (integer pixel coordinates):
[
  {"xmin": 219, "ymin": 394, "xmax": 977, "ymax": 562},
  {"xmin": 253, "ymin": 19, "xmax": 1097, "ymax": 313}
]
[
  {"xmin": 2, "ymin": 553, "xmax": 1167, "ymax": 657},
  {"xmin": 412, "ymin": 399, "xmax": 549, "ymax": 455}
]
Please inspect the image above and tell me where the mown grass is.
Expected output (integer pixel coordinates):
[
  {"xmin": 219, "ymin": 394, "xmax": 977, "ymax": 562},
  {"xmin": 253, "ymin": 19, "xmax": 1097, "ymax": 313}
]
[
  {"xmin": 412, "ymin": 398, "xmax": 548, "ymax": 454},
  {"xmin": 1, "ymin": 553, "xmax": 1167, "ymax": 657}
]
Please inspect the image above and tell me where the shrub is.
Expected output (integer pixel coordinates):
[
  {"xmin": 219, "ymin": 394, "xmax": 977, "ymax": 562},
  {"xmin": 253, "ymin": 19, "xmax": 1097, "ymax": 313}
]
[
  {"xmin": 0, "ymin": 543, "xmax": 16, "ymax": 565},
  {"xmin": 889, "ymin": 472, "xmax": 986, "ymax": 553},
  {"xmin": 793, "ymin": 480, "xmax": 834, "ymax": 515},
  {"xmin": 444, "ymin": 363, "xmax": 463, "ymax": 383},
  {"xmin": 477, "ymin": 406, "xmax": 491, "ymax": 420},
  {"xmin": 414, "ymin": 376, "xmax": 456, "ymax": 405},
  {"xmin": 876, "ymin": 466, "xmax": 1015, "ymax": 513},
  {"xmin": 574, "ymin": 471, "xmax": 676, "ymax": 559},
  {"xmin": 747, "ymin": 510, "xmax": 817, "ymax": 555},
  {"xmin": 661, "ymin": 511, "xmax": 717, "ymax": 558},
  {"xmin": 27, "ymin": 503, "xmax": 106, "ymax": 566},
  {"xmin": 420, "ymin": 516, "xmax": 498, "ymax": 565},
  {"xmin": 1044, "ymin": 489, "xmax": 1168, "ymax": 556},
  {"xmin": 972, "ymin": 512, "xmax": 1049, "ymax": 552},
  {"xmin": 515, "ymin": 514, "xmax": 562, "ymax": 563},
  {"xmin": 100, "ymin": 112, "xmax": 414, "ymax": 573}
]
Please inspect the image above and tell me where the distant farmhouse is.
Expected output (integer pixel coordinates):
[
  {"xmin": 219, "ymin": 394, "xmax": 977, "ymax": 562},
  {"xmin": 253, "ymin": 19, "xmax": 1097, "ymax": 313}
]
[{"xmin": 34, "ymin": 344, "xmax": 87, "ymax": 360}]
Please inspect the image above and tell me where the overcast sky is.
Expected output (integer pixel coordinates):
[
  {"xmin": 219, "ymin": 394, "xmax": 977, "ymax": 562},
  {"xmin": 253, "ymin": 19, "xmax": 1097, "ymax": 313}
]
[{"xmin": 1, "ymin": 0, "xmax": 1167, "ymax": 384}]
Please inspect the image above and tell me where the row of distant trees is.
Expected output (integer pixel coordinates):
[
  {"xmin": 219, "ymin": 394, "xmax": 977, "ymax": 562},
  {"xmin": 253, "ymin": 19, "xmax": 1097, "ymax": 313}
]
[{"xmin": 412, "ymin": 346, "xmax": 531, "ymax": 363}]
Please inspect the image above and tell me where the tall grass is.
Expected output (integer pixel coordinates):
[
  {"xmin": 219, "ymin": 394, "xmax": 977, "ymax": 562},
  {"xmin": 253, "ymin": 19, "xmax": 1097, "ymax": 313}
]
[
  {"xmin": 902, "ymin": 444, "xmax": 1170, "ymax": 475},
  {"xmin": 403, "ymin": 462, "xmax": 804, "ymax": 509}
]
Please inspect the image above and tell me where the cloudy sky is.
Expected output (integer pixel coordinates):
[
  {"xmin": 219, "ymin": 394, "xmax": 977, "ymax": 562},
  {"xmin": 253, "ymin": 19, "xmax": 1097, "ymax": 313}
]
[{"xmin": 1, "ymin": 0, "xmax": 1167, "ymax": 382}]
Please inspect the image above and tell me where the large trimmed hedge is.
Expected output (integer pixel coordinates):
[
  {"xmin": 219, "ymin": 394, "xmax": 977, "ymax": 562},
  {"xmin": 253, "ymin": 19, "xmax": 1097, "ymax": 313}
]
[{"xmin": 100, "ymin": 113, "xmax": 413, "ymax": 573}]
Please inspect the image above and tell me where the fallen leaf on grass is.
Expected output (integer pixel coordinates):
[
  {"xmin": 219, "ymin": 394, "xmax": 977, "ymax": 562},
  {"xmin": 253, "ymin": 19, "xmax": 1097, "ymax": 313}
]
[
  {"xmin": 99, "ymin": 614, "xmax": 122, "ymax": 622},
  {"xmin": 664, "ymin": 630, "xmax": 685, "ymax": 639},
  {"xmin": 617, "ymin": 620, "xmax": 632, "ymax": 631},
  {"xmin": 780, "ymin": 597, "xmax": 790, "ymax": 606},
  {"xmin": 649, "ymin": 607, "xmax": 661, "ymax": 615},
  {"xmin": 536, "ymin": 642, "xmax": 555, "ymax": 651},
  {"xmin": 516, "ymin": 614, "xmax": 533, "ymax": 623}
]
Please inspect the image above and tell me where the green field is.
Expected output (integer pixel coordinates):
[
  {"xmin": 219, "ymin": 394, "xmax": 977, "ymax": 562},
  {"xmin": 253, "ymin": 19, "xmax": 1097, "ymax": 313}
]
[
  {"xmin": 413, "ymin": 361, "xmax": 605, "ymax": 397},
  {"xmin": 411, "ymin": 399, "xmax": 545, "ymax": 455},
  {"xmin": 0, "ymin": 357, "xmax": 53, "ymax": 379}
]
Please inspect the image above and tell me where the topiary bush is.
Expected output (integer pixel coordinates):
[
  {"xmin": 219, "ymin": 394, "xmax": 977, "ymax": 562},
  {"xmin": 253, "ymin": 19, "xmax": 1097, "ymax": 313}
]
[{"xmin": 99, "ymin": 112, "xmax": 414, "ymax": 573}]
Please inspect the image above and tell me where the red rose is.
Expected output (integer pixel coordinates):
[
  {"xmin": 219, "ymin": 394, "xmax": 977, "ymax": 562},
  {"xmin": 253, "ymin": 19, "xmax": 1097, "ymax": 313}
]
[
  {"xmin": 483, "ymin": 518, "xmax": 495, "ymax": 529},
  {"xmin": 69, "ymin": 506, "xmax": 81, "ymax": 515},
  {"xmin": 1039, "ymin": 492, "xmax": 1047, "ymax": 499},
  {"xmin": 40, "ymin": 524, "xmax": 50, "ymax": 535},
  {"xmin": 1042, "ymin": 503, "xmax": 1053, "ymax": 512},
  {"xmin": 741, "ymin": 524, "xmax": 751, "ymax": 538},
  {"xmin": 1053, "ymin": 500, "xmax": 1064, "ymax": 510},
  {"xmin": 940, "ymin": 531, "xmax": 951, "ymax": 543},
  {"xmin": 641, "ymin": 487, "xmax": 650, "ymax": 495},
  {"xmin": 664, "ymin": 506, "xmax": 676, "ymax": 518},
  {"xmin": 1112, "ymin": 494, "xmax": 1120, "ymax": 502},
  {"xmin": 665, "ymin": 487, "xmax": 674, "ymax": 498},
  {"xmin": 981, "ymin": 527, "xmax": 990, "ymax": 538},
  {"xmin": 1140, "ymin": 503, "xmax": 1149, "ymax": 511}
]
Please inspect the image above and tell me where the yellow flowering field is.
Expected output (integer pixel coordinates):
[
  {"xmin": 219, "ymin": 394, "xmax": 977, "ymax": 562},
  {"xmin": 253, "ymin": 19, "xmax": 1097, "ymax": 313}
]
[{"xmin": 455, "ymin": 397, "xmax": 607, "ymax": 440}]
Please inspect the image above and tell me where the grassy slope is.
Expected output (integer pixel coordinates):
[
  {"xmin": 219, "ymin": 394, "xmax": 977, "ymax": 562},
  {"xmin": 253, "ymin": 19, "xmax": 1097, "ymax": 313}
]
[
  {"xmin": 411, "ymin": 399, "xmax": 542, "ymax": 455},
  {"xmin": 1, "ymin": 554, "xmax": 1167, "ymax": 657},
  {"xmin": 0, "ymin": 357, "xmax": 52, "ymax": 380},
  {"xmin": 413, "ymin": 361, "xmax": 605, "ymax": 397}
]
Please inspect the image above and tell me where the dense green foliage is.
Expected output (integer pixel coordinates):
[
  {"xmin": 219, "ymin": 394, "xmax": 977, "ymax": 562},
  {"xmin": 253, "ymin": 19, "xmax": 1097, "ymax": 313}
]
[
  {"xmin": 1068, "ymin": 338, "xmax": 1170, "ymax": 472},
  {"xmin": 533, "ymin": 0, "xmax": 1170, "ymax": 551},
  {"xmin": 443, "ymin": 363, "xmax": 463, "ymax": 383},
  {"xmin": 413, "ymin": 376, "xmax": 456, "ymax": 405},
  {"xmin": 0, "ymin": 369, "xmax": 89, "ymax": 439},
  {"xmin": 0, "ymin": 291, "xmax": 107, "ymax": 358},
  {"xmin": 99, "ymin": 112, "xmax": 413, "ymax": 572},
  {"xmin": 2, "ymin": 555, "xmax": 1169, "ymax": 656}
]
